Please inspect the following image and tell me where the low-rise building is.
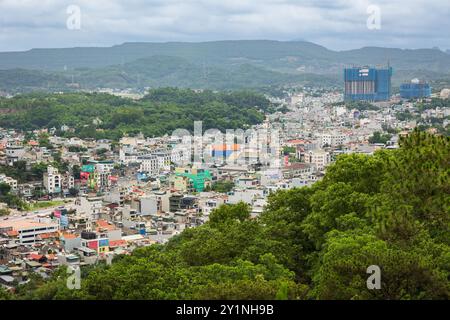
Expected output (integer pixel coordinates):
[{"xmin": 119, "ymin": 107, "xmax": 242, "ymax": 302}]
[{"xmin": 0, "ymin": 220, "xmax": 59, "ymax": 245}]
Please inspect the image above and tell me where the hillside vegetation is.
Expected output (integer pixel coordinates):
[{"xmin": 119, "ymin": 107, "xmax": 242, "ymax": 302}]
[{"xmin": 0, "ymin": 89, "xmax": 275, "ymax": 139}]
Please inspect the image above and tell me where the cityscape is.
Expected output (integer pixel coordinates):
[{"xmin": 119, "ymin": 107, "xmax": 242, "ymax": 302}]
[{"xmin": 0, "ymin": 0, "xmax": 449, "ymax": 309}]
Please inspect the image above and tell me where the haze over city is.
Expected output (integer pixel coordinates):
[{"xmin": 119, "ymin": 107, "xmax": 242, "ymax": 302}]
[{"xmin": 0, "ymin": 0, "xmax": 449, "ymax": 52}]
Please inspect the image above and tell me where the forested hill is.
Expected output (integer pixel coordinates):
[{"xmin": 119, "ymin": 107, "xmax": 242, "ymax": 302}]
[
  {"xmin": 0, "ymin": 89, "xmax": 277, "ymax": 139},
  {"xmin": 3, "ymin": 130, "xmax": 448, "ymax": 300},
  {"xmin": 2, "ymin": 41, "xmax": 450, "ymax": 73}
]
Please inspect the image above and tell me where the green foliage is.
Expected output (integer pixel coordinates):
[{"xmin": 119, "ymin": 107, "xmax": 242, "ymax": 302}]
[
  {"xmin": 0, "ymin": 182, "xmax": 27, "ymax": 210},
  {"xmin": 416, "ymin": 98, "xmax": 450, "ymax": 112},
  {"xmin": 345, "ymin": 101, "xmax": 380, "ymax": 112},
  {"xmin": 282, "ymin": 146, "xmax": 296, "ymax": 155},
  {"xmin": 68, "ymin": 146, "xmax": 87, "ymax": 153},
  {"xmin": 38, "ymin": 133, "xmax": 53, "ymax": 149},
  {"xmin": 368, "ymin": 131, "xmax": 393, "ymax": 144},
  {"xmin": 311, "ymin": 230, "xmax": 450, "ymax": 299},
  {"xmin": 0, "ymin": 287, "xmax": 12, "ymax": 300},
  {"xmin": 210, "ymin": 180, "xmax": 235, "ymax": 193},
  {"xmin": 0, "ymin": 89, "xmax": 273, "ymax": 139},
  {"xmin": 208, "ymin": 202, "xmax": 251, "ymax": 225},
  {"xmin": 0, "ymin": 182, "xmax": 11, "ymax": 196},
  {"xmin": 396, "ymin": 110, "xmax": 416, "ymax": 121}
]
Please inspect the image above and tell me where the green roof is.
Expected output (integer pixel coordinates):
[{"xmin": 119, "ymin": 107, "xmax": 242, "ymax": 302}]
[{"xmin": 176, "ymin": 170, "xmax": 212, "ymax": 192}]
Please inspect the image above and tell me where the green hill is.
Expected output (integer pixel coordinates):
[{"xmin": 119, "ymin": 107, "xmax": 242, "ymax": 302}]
[{"xmin": 0, "ymin": 89, "xmax": 276, "ymax": 139}]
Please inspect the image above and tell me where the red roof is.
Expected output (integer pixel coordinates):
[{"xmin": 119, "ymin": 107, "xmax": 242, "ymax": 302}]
[
  {"xmin": 39, "ymin": 232, "xmax": 59, "ymax": 239},
  {"xmin": 287, "ymin": 139, "xmax": 310, "ymax": 145},
  {"xmin": 96, "ymin": 220, "xmax": 115, "ymax": 231},
  {"xmin": 109, "ymin": 240, "xmax": 127, "ymax": 248},
  {"xmin": 29, "ymin": 254, "xmax": 44, "ymax": 261},
  {"xmin": 6, "ymin": 230, "xmax": 18, "ymax": 237},
  {"xmin": 96, "ymin": 220, "xmax": 110, "ymax": 227}
]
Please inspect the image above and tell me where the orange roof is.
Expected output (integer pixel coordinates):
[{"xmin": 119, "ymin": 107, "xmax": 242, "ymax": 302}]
[
  {"xmin": 62, "ymin": 233, "xmax": 78, "ymax": 239},
  {"xmin": 96, "ymin": 220, "xmax": 115, "ymax": 230},
  {"xmin": 46, "ymin": 254, "xmax": 56, "ymax": 260},
  {"xmin": 96, "ymin": 220, "xmax": 109, "ymax": 227},
  {"xmin": 6, "ymin": 230, "xmax": 18, "ymax": 237},
  {"xmin": 212, "ymin": 144, "xmax": 240, "ymax": 151},
  {"xmin": 39, "ymin": 232, "xmax": 59, "ymax": 239},
  {"xmin": 287, "ymin": 139, "xmax": 309, "ymax": 145},
  {"xmin": 29, "ymin": 254, "xmax": 44, "ymax": 261},
  {"xmin": 28, "ymin": 140, "xmax": 39, "ymax": 146},
  {"xmin": 109, "ymin": 240, "xmax": 127, "ymax": 248}
]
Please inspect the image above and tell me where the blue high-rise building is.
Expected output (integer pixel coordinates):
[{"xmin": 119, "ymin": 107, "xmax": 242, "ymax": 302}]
[
  {"xmin": 344, "ymin": 66, "xmax": 393, "ymax": 102},
  {"xmin": 400, "ymin": 80, "xmax": 431, "ymax": 99}
]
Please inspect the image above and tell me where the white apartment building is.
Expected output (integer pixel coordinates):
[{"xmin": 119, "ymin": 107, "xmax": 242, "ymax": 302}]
[
  {"xmin": 93, "ymin": 161, "xmax": 114, "ymax": 173},
  {"xmin": 75, "ymin": 196, "xmax": 103, "ymax": 220},
  {"xmin": 43, "ymin": 166, "xmax": 61, "ymax": 194},
  {"xmin": 170, "ymin": 147, "xmax": 190, "ymax": 167},
  {"xmin": 119, "ymin": 146, "xmax": 141, "ymax": 164},
  {"xmin": 320, "ymin": 132, "xmax": 347, "ymax": 147},
  {"xmin": 138, "ymin": 155, "xmax": 159, "ymax": 176},
  {"xmin": 5, "ymin": 141, "xmax": 25, "ymax": 166},
  {"xmin": 103, "ymin": 188, "xmax": 125, "ymax": 206},
  {"xmin": 304, "ymin": 150, "xmax": 331, "ymax": 170},
  {"xmin": 43, "ymin": 166, "xmax": 74, "ymax": 194}
]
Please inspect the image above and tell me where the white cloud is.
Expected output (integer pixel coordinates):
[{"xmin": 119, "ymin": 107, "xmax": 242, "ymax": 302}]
[{"xmin": 0, "ymin": 0, "xmax": 448, "ymax": 51}]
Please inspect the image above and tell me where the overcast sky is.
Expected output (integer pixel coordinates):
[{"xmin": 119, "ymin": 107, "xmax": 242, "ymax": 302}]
[{"xmin": 0, "ymin": 0, "xmax": 448, "ymax": 52}]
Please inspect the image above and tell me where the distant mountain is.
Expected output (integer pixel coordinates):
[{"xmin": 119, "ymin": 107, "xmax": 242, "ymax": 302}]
[
  {"xmin": 0, "ymin": 40, "xmax": 449, "ymax": 92},
  {"xmin": 0, "ymin": 41, "xmax": 333, "ymax": 71},
  {"xmin": 72, "ymin": 55, "xmax": 339, "ymax": 90}
]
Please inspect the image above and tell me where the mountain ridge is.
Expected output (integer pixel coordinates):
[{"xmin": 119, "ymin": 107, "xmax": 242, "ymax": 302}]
[
  {"xmin": 1, "ymin": 40, "xmax": 449, "ymax": 72},
  {"xmin": 1, "ymin": 40, "xmax": 449, "ymax": 93}
]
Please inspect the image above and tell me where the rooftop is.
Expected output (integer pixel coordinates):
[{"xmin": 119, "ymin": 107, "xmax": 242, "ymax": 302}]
[{"xmin": 0, "ymin": 219, "xmax": 58, "ymax": 231}]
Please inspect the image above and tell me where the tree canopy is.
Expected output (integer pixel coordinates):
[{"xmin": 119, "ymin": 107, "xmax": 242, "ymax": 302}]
[{"xmin": 0, "ymin": 89, "xmax": 275, "ymax": 140}]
